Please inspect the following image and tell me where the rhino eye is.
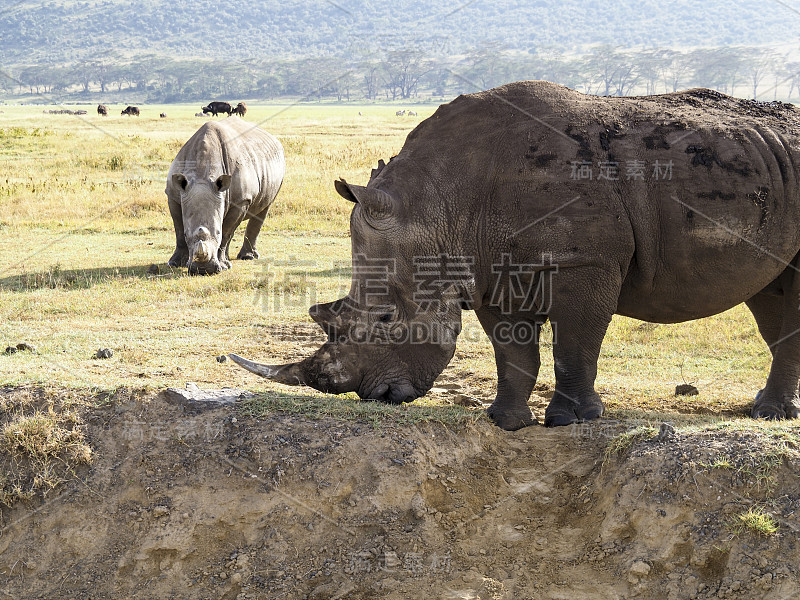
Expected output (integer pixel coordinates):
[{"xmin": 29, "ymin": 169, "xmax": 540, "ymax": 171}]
[{"xmin": 378, "ymin": 313, "xmax": 393, "ymax": 323}]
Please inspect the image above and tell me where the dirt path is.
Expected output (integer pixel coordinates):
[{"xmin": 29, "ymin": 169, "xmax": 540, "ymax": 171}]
[{"xmin": 0, "ymin": 392, "xmax": 798, "ymax": 599}]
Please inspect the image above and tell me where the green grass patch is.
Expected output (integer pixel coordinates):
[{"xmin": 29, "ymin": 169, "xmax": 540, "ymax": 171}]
[
  {"xmin": 732, "ymin": 506, "xmax": 779, "ymax": 537},
  {"xmin": 603, "ymin": 425, "xmax": 660, "ymax": 463}
]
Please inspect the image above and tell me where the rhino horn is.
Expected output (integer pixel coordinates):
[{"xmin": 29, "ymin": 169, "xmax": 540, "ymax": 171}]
[
  {"xmin": 228, "ymin": 354, "xmax": 306, "ymax": 386},
  {"xmin": 334, "ymin": 178, "xmax": 394, "ymax": 219}
]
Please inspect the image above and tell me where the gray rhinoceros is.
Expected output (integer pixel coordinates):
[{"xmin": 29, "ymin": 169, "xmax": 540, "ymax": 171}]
[
  {"xmin": 231, "ymin": 81, "xmax": 800, "ymax": 429},
  {"xmin": 166, "ymin": 117, "xmax": 284, "ymax": 275}
]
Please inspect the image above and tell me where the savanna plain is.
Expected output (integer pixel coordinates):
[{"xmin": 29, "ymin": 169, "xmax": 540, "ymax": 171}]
[{"xmin": 1, "ymin": 102, "xmax": 799, "ymax": 599}]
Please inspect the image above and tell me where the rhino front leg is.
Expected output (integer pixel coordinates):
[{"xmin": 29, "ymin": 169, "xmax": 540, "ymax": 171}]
[
  {"xmin": 237, "ymin": 204, "xmax": 270, "ymax": 260},
  {"xmin": 544, "ymin": 267, "xmax": 621, "ymax": 426},
  {"xmin": 477, "ymin": 308, "xmax": 540, "ymax": 431},
  {"xmin": 747, "ymin": 276, "xmax": 800, "ymax": 419},
  {"xmin": 218, "ymin": 205, "xmax": 248, "ymax": 269},
  {"xmin": 167, "ymin": 197, "xmax": 188, "ymax": 267}
]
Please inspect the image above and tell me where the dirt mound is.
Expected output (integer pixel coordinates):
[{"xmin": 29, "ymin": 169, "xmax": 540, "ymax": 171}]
[{"xmin": 1, "ymin": 391, "xmax": 799, "ymax": 599}]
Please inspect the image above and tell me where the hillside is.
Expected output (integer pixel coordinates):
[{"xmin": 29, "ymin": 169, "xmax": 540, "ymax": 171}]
[{"xmin": 1, "ymin": 0, "xmax": 797, "ymax": 66}]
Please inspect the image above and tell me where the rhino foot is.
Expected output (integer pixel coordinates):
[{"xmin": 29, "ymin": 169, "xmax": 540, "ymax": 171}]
[
  {"xmin": 544, "ymin": 396, "xmax": 604, "ymax": 427},
  {"xmin": 168, "ymin": 250, "xmax": 188, "ymax": 268},
  {"xmin": 486, "ymin": 404, "xmax": 537, "ymax": 431},
  {"xmin": 237, "ymin": 249, "xmax": 259, "ymax": 260},
  {"xmin": 751, "ymin": 390, "xmax": 800, "ymax": 420}
]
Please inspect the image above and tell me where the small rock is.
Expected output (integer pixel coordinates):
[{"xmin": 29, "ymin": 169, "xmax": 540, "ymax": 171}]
[
  {"xmin": 629, "ymin": 560, "xmax": 651, "ymax": 577},
  {"xmin": 15, "ymin": 343, "xmax": 37, "ymax": 353},
  {"xmin": 675, "ymin": 383, "xmax": 698, "ymax": 396},
  {"xmin": 147, "ymin": 264, "xmax": 160, "ymax": 275},
  {"xmin": 95, "ymin": 348, "xmax": 113, "ymax": 359},
  {"xmin": 3, "ymin": 346, "xmax": 17, "ymax": 355},
  {"xmin": 152, "ymin": 506, "xmax": 169, "ymax": 518},
  {"xmin": 216, "ymin": 355, "xmax": 228, "ymax": 363},
  {"xmin": 454, "ymin": 395, "xmax": 483, "ymax": 407},
  {"xmin": 410, "ymin": 492, "xmax": 427, "ymax": 519},
  {"xmin": 658, "ymin": 422, "xmax": 676, "ymax": 441}
]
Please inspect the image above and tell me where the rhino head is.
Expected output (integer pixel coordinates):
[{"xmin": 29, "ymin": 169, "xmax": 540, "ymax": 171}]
[
  {"xmin": 172, "ymin": 173, "xmax": 232, "ymax": 275},
  {"xmin": 231, "ymin": 175, "xmax": 473, "ymax": 403}
]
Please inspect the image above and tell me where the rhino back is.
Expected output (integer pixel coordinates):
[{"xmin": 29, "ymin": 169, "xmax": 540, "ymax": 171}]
[
  {"xmin": 379, "ymin": 81, "xmax": 800, "ymax": 322},
  {"xmin": 168, "ymin": 118, "xmax": 284, "ymax": 212}
]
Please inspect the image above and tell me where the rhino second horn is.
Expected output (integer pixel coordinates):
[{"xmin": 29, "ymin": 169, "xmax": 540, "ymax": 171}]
[{"xmin": 228, "ymin": 354, "xmax": 305, "ymax": 386}]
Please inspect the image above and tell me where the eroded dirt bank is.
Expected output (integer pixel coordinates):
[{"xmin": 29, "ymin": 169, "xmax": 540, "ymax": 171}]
[{"xmin": 1, "ymin": 391, "xmax": 799, "ymax": 600}]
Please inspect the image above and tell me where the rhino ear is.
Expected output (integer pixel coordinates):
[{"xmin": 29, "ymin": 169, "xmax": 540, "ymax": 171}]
[
  {"xmin": 215, "ymin": 174, "xmax": 232, "ymax": 192},
  {"xmin": 370, "ymin": 159, "xmax": 386, "ymax": 180},
  {"xmin": 334, "ymin": 178, "xmax": 357, "ymax": 203},
  {"xmin": 173, "ymin": 173, "xmax": 188, "ymax": 190},
  {"xmin": 334, "ymin": 178, "xmax": 394, "ymax": 219}
]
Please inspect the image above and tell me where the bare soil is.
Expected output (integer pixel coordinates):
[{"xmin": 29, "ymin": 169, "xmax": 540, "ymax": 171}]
[{"xmin": 1, "ymin": 390, "xmax": 799, "ymax": 600}]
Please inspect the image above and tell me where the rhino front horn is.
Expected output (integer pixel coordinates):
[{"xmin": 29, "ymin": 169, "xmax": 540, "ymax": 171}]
[{"xmin": 228, "ymin": 354, "xmax": 306, "ymax": 386}]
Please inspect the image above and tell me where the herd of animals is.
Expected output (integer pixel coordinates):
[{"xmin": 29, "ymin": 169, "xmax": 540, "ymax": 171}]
[
  {"xmin": 77, "ymin": 82, "xmax": 800, "ymax": 429},
  {"xmin": 94, "ymin": 100, "xmax": 247, "ymax": 118}
]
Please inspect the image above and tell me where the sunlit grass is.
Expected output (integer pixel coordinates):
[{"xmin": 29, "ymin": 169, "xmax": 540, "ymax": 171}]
[{"xmin": 0, "ymin": 102, "xmax": 783, "ymax": 427}]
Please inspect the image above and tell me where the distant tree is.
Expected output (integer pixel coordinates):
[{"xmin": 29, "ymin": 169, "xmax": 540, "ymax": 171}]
[
  {"xmin": 742, "ymin": 47, "xmax": 778, "ymax": 98},
  {"xmin": 381, "ymin": 49, "xmax": 432, "ymax": 100},
  {"xmin": 256, "ymin": 72, "xmax": 283, "ymax": 100},
  {"xmin": 657, "ymin": 50, "xmax": 693, "ymax": 93},
  {"xmin": 330, "ymin": 71, "xmax": 357, "ymax": 102},
  {"xmin": 362, "ymin": 62, "xmax": 380, "ymax": 101},
  {"xmin": 462, "ymin": 42, "xmax": 508, "ymax": 89},
  {"xmin": 91, "ymin": 56, "xmax": 115, "ymax": 93},
  {"xmin": 637, "ymin": 49, "xmax": 669, "ymax": 95},
  {"xmin": 784, "ymin": 61, "xmax": 800, "ymax": 101},
  {"xmin": 688, "ymin": 48, "xmax": 738, "ymax": 93},
  {"xmin": 582, "ymin": 46, "xmax": 638, "ymax": 96}
]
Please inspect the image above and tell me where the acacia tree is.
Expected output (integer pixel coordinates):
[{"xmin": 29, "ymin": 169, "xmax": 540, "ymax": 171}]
[
  {"xmin": 784, "ymin": 61, "xmax": 800, "ymax": 101},
  {"xmin": 462, "ymin": 42, "xmax": 508, "ymax": 90},
  {"xmin": 362, "ymin": 62, "xmax": 380, "ymax": 100},
  {"xmin": 743, "ymin": 47, "xmax": 778, "ymax": 98},
  {"xmin": 582, "ymin": 46, "xmax": 638, "ymax": 96},
  {"xmin": 381, "ymin": 49, "xmax": 432, "ymax": 99},
  {"xmin": 658, "ymin": 49, "xmax": 693, "ymax": 93}
]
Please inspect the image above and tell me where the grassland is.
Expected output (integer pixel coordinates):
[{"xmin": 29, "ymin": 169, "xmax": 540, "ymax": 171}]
[{"xmin": 0, "ymin": 101, "xmax": 778, "ymax": 424}]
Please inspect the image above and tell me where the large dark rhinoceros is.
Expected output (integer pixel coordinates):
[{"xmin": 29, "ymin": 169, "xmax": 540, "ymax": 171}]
[
  {"xmin": 166, "ymin": 117, "xmax": 284, "ymax": 275},
  {"xmin": 231, "ymin": 81, "xmax": 800, "ymax": 429}
]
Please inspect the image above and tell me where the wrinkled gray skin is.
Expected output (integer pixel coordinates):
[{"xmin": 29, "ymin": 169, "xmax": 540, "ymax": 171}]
[
  {"xmin": 232, "ymin": 81, "xmax": 800, "ymax": 429},
  {"xmin": 166, "ymin": 117, "xmax": 284, "ymax": 275}
]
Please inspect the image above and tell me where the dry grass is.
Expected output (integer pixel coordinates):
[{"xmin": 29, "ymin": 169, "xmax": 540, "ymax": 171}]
[{"xmin": 0, "ymin": 388, "xmax": 92, "ymax": 508}]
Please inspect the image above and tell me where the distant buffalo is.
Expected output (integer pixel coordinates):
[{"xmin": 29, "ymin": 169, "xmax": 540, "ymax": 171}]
[
  {"xmin": 232, "ymin": 102, "xmax": 247, "ymax": 117},
  {"xmin": 121, "ymin": 106, "xmax": 140, "ymax": 116},
  {"xmin": 160, "ymin": 113, "xmax": 167, "ymax": 118},
  {"xmin": 201, "ymin": 101, "xmax": 233, "ymax": 117},
  {"xmin": 97, "ymin": 104, "xmax": 108, "ymax": 116}
]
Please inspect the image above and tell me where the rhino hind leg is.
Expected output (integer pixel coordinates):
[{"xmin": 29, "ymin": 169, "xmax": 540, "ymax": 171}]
[
  {"xmin": 237, "ymin": 205, "xmax": 270, "ymax": 260},
  {"xmin": 477, "ymin": 308, "xmax": 539, "ymax": 431},
  {"xmin": 746, "ymin": 288, "xmax": 800, "ymax": 419}
]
